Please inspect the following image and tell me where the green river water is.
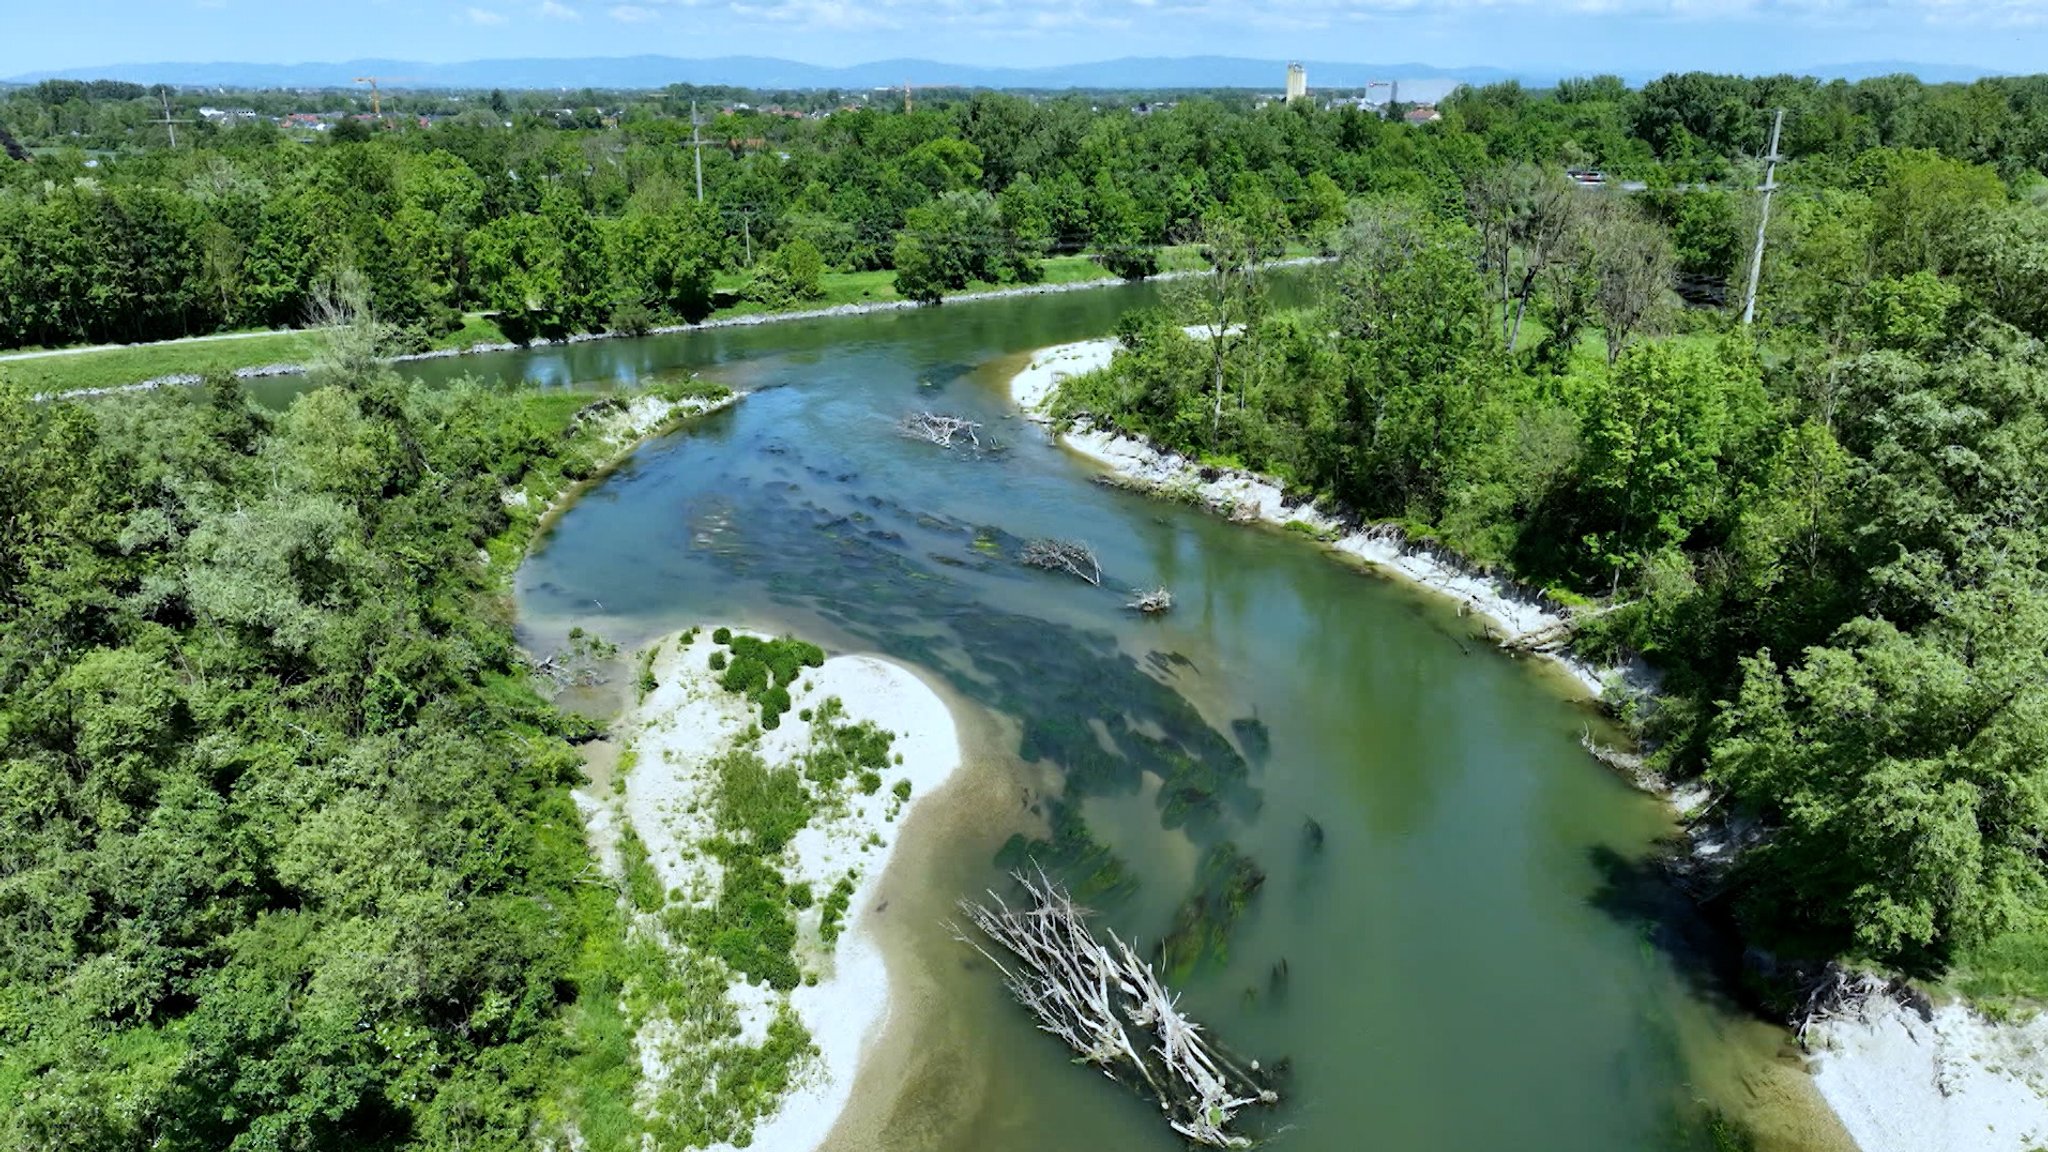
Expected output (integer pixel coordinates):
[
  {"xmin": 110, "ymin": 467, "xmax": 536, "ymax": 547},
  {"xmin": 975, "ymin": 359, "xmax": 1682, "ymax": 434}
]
[{"xmin": 362, "ymin": 278, "xmax": 1854, "ymax": 1152}]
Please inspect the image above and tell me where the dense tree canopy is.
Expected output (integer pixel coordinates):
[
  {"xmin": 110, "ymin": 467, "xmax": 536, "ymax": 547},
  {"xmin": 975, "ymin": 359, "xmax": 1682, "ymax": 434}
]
[{"xmin": 0, "ymin": 351, "xmax": 688, "ymax": 1149}]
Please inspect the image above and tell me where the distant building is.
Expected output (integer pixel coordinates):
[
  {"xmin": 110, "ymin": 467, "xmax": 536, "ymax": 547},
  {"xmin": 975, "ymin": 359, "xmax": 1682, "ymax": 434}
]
[
  {"xmin": 1285, "ymin": 62, "xmax": 1307, "ymax": 104},
  {"xmin": 1403, "ymin": 104, "xmax": 1442, "ymax": 125}
]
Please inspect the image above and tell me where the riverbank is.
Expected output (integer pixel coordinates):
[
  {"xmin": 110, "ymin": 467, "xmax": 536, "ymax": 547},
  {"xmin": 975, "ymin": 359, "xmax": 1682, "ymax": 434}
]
[
  {"xmin": 1808, "ymin": 998, "xmax": 2048, "ymax": 1152},
  {"xmin": 486, "ymin": 384, "xmax": 739, "ymax": 577},
  {"xmin": 27, "ymin": 258, "xmax": 1331, "ymax": 400},
  {"xmin": 589, "ymin": 628, "xmax": 964, "ymax": 1152},
  {"xmin": 1012, "ymin": 337, "xmax": 2044, "ymax": 1152},
  {"xmin": 1010, "ymin": 337, "xmax": 1640, "ymax": 703}
]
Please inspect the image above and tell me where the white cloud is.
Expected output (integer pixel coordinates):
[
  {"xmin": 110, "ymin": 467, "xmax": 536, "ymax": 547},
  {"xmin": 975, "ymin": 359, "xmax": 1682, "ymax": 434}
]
[
  {"xmin": 609, "ymin": 3, "xmax": 660, "ymax": 19},
  {"xmin": 539, "ymin": 0, "xmax": 581, "ymax": 17},
  {"xmin": 465, "ymin": 5, "xmax": 507, "ymax": 23},
  {"xmin": 728, "ymin": 0, "xmax": 897, "ymax": 28}
]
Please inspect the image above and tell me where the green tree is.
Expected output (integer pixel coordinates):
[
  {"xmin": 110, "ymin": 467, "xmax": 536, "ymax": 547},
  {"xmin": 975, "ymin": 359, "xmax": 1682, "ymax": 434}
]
[
  {"xmin": 610, "ymin": 197, "xmax": 719, "ymax": 323},
  {"xmin": 1577, "ymin": 340, "xmax": 1756, "ymax": 590},
  {"xmin": 890, "ymin": 190, "xmax": 1012, "ymax": 303},
  {"xmin": 1865, "ymin": 148, "xmax": 2005, "ymax": 276},
  {"xmin": 1323, "ymin": 200, "xmax": 1504, "ymax": 519}
]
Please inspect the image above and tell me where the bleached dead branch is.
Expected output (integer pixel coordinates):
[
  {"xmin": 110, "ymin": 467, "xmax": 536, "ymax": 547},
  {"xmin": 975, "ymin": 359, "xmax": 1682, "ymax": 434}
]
[
  {"xmin": 1795, "ymin": 964, "xmax": 1902, "ymax": 1049},
  {"xmin": 953, "ymin": 869, "xmax": 1277, "ymax": 1147},
  {"xmin": 1021, "ymin": 538, "xmax": 1103, "ymax": 586},
  {"xmin": 900, "ymin": 411, "xmax": 987, "ymax": 451}
]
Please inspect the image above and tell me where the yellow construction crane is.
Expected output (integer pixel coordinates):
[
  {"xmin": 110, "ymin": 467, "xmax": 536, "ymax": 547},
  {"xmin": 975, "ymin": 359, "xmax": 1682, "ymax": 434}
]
[{"xmin": 352, "ymin": 76, "xmax": 418, "ymax": 117}]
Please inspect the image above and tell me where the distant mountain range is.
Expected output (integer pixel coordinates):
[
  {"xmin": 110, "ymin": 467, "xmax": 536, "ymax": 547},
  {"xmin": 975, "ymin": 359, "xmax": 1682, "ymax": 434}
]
[{"xmin": 2, "ymin": 54, "xmax": 2007, "ymax": 93}]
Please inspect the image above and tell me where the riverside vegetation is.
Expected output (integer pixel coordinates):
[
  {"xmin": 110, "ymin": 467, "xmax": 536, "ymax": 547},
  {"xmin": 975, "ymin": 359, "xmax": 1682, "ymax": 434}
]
[
  {"xmin": 1050, "ymin": 121, "xmax": 2048, "ymax": 1007},
  {"xmin": 0, "ymin": 320, "xmax": 750, "ymax": 1149}
]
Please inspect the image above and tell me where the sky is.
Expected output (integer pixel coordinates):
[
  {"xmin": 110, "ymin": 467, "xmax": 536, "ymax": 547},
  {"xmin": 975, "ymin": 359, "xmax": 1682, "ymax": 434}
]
[{"xmin": 6, "ymin": 0, "xmax": 2046, "ymax": 78}]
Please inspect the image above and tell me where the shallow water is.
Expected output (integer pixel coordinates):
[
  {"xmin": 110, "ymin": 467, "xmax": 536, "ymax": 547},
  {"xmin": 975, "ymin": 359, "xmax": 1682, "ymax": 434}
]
[{"xmin": 464, "ymin": 277, "xmax": 1851, "ymax": 1152}]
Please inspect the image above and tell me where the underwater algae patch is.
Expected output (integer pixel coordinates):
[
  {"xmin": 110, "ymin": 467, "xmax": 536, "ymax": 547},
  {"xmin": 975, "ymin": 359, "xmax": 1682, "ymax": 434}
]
[{"xmin": 1159, "ymin": 842, "xmax": 1269, "ymax": 978}]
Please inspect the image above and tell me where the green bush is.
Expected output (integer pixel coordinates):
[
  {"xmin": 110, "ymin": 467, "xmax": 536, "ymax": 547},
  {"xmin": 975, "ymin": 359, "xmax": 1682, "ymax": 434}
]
[
  {"xmin": 608, "ymin": 297, "xmax": 656, "ymax": 337},
  {"xmin": 636, "ymin": 645, "xmax": 659, "ymax": 700},
  {"xmin": 715, "ymin": 635, "xmax": 825, "ymax": 726},
  {"xmin": 710, "ymin": 749, "xmax": 812, "ymax": 853},
  {"xmin": 619, "ymin": 824, "xmax": 667, "ymax": 914},
  {"xmin": 683, "ymin": 851, "xmax": 801, "ymax": 990},
  {"xmin": 713, "ymin": 627, "xmax": 732, "ymax": 644},
  {"xmin": 740, "ymin": 239, "xmax": 827, "ymax": 307},
  {"xmin": 819, "ymin": 876, "xmax": 857, "ymax": 946},
  {"xmin": 892, "ymin": 779, "xmax": 912, "ymax": 802},
  {"xmin": 719, "ymin": 657, "xmax": 769, "ymax": 697}
]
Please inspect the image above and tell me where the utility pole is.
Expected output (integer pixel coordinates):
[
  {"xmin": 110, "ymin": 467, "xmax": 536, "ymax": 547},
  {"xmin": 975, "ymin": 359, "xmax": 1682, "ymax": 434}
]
[
  {"xmin": 903, "ymin": 80, "xmax": 912, "ymax": 114},
  {"xmin": 148, "ymin": 91, "xmax": 191, "ymax": 147},
  {"xmin": 691, "ymin": 100, "xmax": 704, "ymax": 202},
  {"xmin": 1741, "ymin": 107, "xmax": 1785, "ymax": 326}
]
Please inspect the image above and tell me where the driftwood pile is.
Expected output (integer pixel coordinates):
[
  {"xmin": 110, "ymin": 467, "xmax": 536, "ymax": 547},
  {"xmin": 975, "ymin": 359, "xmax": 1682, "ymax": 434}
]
[
  {"xmin": 955, "ymin": 871, "xmax": 1278, "ymax": 1148},
  {"xmin": 1021, "ymin": 538, "xmax": 1103, "ymax": 586},
  {"xmin": 1127, "ymin": 586, "xmax": 1175, "ymax": 613},
  {"xmin": 900, "ymin": 411, "xmax": 989, "ymax": 451},
  {"xmin": 1793, "ymin": 964, "xmax": 1903, "ymax": 1049}
]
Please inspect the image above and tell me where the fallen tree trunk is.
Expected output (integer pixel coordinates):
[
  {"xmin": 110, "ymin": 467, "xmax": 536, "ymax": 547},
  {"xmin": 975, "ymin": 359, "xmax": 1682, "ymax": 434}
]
[
  {"xmin": 1499, "ymin": 599, "xmax": 1633, "ymax": 653},
  {"xmin": 1021, "ymin": 538, "xmax": 1103, "ymax": 586},
  {"xmin": 953, "ymin": 869, "xmax": 1278, "ymax": 1148}
]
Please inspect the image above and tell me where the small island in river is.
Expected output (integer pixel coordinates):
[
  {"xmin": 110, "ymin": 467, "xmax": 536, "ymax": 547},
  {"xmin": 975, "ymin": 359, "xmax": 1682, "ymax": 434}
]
[{"xmin": 578, "ymin": 627, "xmax": 962, "ymax": 1151}]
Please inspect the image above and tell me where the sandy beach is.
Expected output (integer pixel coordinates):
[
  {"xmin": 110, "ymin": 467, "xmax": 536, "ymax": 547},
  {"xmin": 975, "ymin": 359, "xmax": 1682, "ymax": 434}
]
[
  {"xmin": 599, "ymin": 628, "xmax": 965, "ymax": 1152},
  {"xmin": 1808, "ymin": 999, "xmax": 2048, "ymax": 1152}
]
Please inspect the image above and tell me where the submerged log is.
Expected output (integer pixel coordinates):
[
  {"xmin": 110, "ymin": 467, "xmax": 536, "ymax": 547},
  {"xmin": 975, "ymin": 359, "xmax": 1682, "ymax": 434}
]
[{"xmin": 953, "ymin": 869, "xmax": 1278, "ymax": 1148}]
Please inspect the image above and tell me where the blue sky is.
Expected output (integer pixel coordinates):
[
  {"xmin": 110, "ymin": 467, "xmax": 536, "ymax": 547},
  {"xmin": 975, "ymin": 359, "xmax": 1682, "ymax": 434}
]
[{"xmin": 7, "ymin": 0, "xmax": 2044, "ymax": 77}]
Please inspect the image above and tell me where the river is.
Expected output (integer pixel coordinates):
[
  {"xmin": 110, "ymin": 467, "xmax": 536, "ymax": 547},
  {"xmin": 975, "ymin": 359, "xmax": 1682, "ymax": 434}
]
[{"xmin": 365, "ymin": 276, "xmax": 1855, "ymax": 1152}]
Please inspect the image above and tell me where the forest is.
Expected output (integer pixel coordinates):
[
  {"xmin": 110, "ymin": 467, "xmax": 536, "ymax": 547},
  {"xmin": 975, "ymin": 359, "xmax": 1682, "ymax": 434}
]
[
  {"xmin": 9, "ymin": 70, "xmax": 2048, "ymax": 351},
  {"xmin": 4, "ymin": 65, "xmax": 2048, "ymax": 1149}
]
